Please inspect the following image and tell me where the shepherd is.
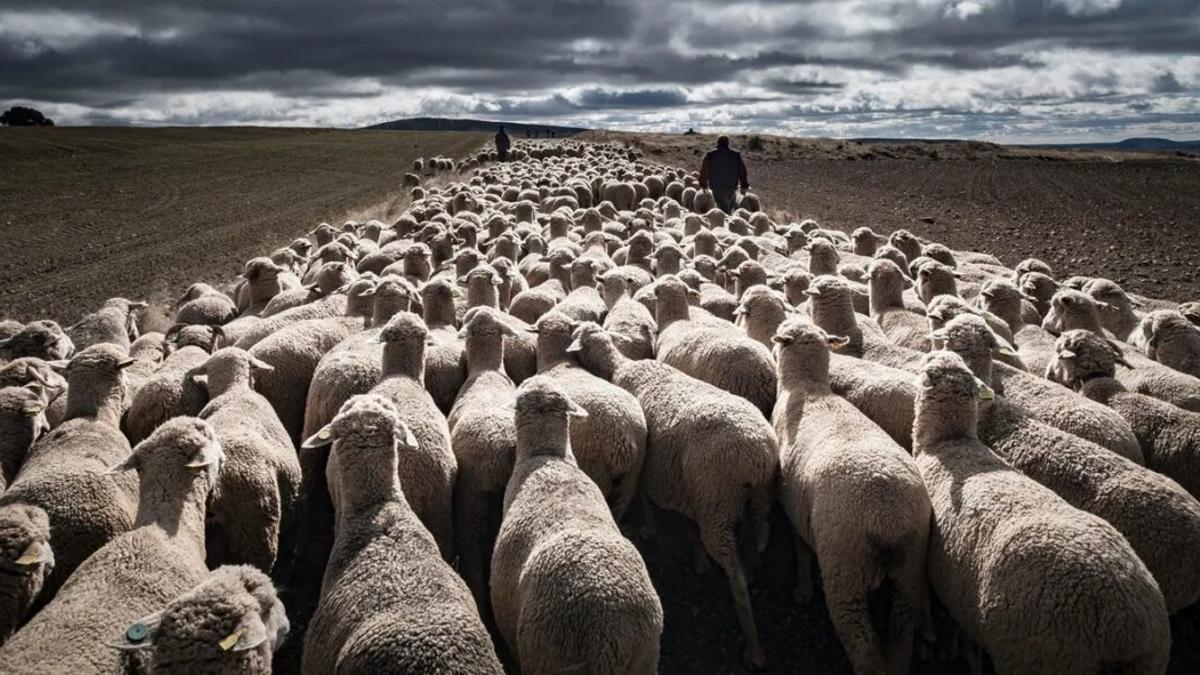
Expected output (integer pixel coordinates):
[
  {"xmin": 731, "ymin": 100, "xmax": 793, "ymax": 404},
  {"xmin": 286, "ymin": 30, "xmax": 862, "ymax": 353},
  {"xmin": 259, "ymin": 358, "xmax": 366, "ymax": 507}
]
[{"xmin": 699, "ymin": 135, "xmax": 750, "ymax": 214}]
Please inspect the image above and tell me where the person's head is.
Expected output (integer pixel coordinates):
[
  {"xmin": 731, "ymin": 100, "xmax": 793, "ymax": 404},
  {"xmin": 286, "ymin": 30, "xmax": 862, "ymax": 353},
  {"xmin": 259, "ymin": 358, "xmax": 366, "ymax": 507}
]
[
  {"xmin": 717, "ymin": 135, "xmax": 730, "ymax": 149},
  {"xmin": 498, "ymin": 125, "xmax": 505, "ymax": 132}
]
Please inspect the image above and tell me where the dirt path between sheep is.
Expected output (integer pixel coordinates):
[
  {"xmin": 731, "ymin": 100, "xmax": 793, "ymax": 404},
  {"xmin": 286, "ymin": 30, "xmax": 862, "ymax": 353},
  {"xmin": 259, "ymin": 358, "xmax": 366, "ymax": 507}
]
[{"xmin": 0, "ymin": 127, "xmax": 488, "ymax": 325}]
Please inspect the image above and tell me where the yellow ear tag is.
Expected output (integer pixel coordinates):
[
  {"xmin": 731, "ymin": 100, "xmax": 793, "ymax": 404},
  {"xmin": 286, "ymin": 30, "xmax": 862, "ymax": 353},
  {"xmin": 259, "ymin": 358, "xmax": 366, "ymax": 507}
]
[
  {"xmin": 15, "ymin": 552, "xmax": 39, "ymax": 566},
  {"xmin": 979, "ymin": 386, "xmax": 996, "ymax": 401},
  {"xmin": 219, "ymin": 629, "xmax": 244, "ymax": 651},
  {"xmin": 318, "ymin": 429, "xmax": 332, "ymax": 440}
]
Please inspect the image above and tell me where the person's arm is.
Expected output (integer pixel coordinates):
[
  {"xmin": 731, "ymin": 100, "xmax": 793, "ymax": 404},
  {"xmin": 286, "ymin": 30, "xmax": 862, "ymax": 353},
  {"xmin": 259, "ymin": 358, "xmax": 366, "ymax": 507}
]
[
  {"xmin": 738, "ymin": 154, "xmax": 750, "ymax": 191},
  {"xmin": 698, "ymin": 155, "xmax": 710, "ymax": 190}
]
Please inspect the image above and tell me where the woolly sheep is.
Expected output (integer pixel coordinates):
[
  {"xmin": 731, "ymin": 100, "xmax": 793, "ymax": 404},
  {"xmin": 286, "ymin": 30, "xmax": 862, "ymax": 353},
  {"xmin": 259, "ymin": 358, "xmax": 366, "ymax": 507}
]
[
  {"xmin": 67, "ymin": 297, "xmax": 146, "ymax": 351},
  {"xmin": 448, "ymin": 308, "xmax": 519, "ymax": 610},
  {"xmin": 931, "ymin": 316, "xmax": 1143, "ymax": 462},
  {"xmin": 1049, "ymin": 330, "xmax": 1200, "ymax": 500},
  {"xmin": 0, "ymin": 503, "xmax": 53, "ymax": 645},
  {"xmin": 0, "ymin": 357, "xmax": 68, "ymax": 428},
  {"xmin": 772, "ymin": 320, "xmax": 930, "ymax": 674},
  {"xmin": 599, "ymin": 269, "xmax": 657, "ymax": 360},
  {"xmin": 365, "ymin": 313, "xmax": 457, "ymax": 559},
  {"xmin": 912, "ymin": 352, "xmax": 1169, "ymax": 674},
  {"xmin": 654, "ymin": 275, "xmax": 777, "ymax": 416},
  {"xmin": 569, "ymin": 322, "xmax": 776, "ymax": 667},
  {"xmin": 1128, "ymin": 310, "xmax": 1200, "ymax": 379},
  {"xmin": 0, "ymin": 417, "xmax": 224, "ymax": 672},
  {"xmin": 175, "ymin": 283, "xmax": 238, "ymax": 327},
  {"xmin": 110, "ymin": 564, "xmax": 288, "ymax": 674},
  {"xmin": 1085, "ymin": 279, "xmax": 1143, "ymax": 341},
  {"xmin": 1181, "ymin": 301, "xmax": 1200, "ymax": 326},
  {"xmin": 123, "ymin": 331, "xmax": 168, "ymax": 411},
  {"xmin": 734, "ymin": 285, "xmax": 791, "ymax": 349},
  {"xmin": 0, "ymin": 321, "xmax": 74, "ymax": 363},
  {"xmin": 491, "ymin": 380, "xmax": 662, "ymax": 673},
  {"xmin": 0, "ymin": 385, "xmax": 50, "ymax": 491},
  {"xmin": 868, "ymin": 259, "xmax": 930, "ymax": 352},
  {"xmin": 940, "ymin": 313, "xmax": 1200, "ymax": 612},
  {"xmin": 0, "ymin": 345, "xmax": 139, "ymax": 600},
  {"xmin": 194, "ymin": 348, "xmax": 300, "ymax": 572},
  {"xmin": 125, "ymin": 324, "xmax": 222, "ymax": 444},
  {"xmin": 529, "ymin": 312, "xmax": 646, "ymax": 520},
  {"xmin": 299, "ymin": 395, "xmax": 502, "ymax": 674},
  {"xmin": 978, "ymin": 278, "xmax": 1059, "ymax": 377},
  {"xmin": 1044, "ymin": 289, "xmax": 1200, "ymax": 412}
]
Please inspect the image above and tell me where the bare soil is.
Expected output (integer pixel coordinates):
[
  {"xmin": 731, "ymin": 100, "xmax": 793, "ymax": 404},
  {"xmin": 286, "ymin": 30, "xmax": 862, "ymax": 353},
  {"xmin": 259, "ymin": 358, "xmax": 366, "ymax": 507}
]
[{"xmin": 0, "ymin": 127, "xmax": 488, "ymax": 325}]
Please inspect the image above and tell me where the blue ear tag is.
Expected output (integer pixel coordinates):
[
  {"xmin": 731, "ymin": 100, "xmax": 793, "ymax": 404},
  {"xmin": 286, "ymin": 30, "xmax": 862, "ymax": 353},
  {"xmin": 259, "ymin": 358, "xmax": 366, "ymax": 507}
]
[{"xmin": 126, "ymin": 623, "xmax": 150, "ymax": 642}]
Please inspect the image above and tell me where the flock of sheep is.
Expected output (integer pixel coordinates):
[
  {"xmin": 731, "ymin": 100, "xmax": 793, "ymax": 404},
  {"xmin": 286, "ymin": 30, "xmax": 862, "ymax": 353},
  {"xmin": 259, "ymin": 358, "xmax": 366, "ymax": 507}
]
[{"xmin": 0, "ymin": 137, "xmax": 1198, "ymax": 674}]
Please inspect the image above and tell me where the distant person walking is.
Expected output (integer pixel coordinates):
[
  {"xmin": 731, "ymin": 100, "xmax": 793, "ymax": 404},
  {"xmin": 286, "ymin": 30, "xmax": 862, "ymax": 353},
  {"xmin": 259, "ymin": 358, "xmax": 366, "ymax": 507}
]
[
  {"xmin": 699, "ymin": 135, "xmax": 749, "ymax": 214},
  {"xmin": 495, "ymin": 125, "xmax": 511, "ymax": 161}
]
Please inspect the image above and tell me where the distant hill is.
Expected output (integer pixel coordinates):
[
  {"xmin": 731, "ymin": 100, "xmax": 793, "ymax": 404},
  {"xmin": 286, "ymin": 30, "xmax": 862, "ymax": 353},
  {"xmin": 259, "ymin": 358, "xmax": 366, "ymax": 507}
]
[
  {"xmin": 367, "ymin": 117, "xmax": 588, "ymax": 136},
  {"xmin": 1022, "ymin": 137, "xmax": 1200, "ymax": 152}
]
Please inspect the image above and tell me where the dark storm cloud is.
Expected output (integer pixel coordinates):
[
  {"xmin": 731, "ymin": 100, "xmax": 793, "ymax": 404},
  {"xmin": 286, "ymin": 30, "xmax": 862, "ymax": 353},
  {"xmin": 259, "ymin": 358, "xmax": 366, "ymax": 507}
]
[{"xmin": 1, "ymin": 0, "xmax": 1198, "ymax": 141}]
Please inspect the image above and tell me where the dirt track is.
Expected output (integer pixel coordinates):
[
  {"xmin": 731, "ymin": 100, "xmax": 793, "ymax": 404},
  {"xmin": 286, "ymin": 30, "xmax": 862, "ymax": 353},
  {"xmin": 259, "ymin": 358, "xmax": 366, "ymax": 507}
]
[{"xmin": 0, "ymin": 128, "xmax": 487, "ymax": 325}]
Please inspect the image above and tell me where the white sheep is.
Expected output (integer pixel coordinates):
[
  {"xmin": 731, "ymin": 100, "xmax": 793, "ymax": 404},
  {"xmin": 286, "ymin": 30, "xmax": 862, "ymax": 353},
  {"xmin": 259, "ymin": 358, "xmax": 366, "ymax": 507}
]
[
  {"xmin": 491, "ymin": 379, "xmax": 662, "ymax": 673},
  {"xmin": 912, "ymin": 351, "xmax": 1169, "ymax": 674}
]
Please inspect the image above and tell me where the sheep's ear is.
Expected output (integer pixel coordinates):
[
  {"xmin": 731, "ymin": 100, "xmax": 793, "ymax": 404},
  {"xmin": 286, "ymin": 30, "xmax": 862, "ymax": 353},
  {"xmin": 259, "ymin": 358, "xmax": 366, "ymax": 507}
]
[
  {"xmin": 190, "ymin": 373, "xmax": 209, "ymax": 390},
  {"xmin": 129, "ymin": 301, "xmax": 149, "ymax": 310},
  {"xmin": 12, "ymin": 539, "xmax": 53, "ymax": 568},
  {"xmin": 248, "ymin": 356, "xmax": 275, "ymax": 373},
  {"xmin": 185, "ymin": 439, "xmax": 223, "ymax": 469},
  {"xmin": 804, "ymin": 288, "xmax": 821, "ymax": 298},
  {"xmin": 20, "ymin": 396, "xmax": 46, "ymax": 418},
  {"xmin": 223, "ymin": 618, "xmax": 272, "ymax": 653},
  {"xmin": 565, "ymin": 337, "xmax": 584, "ymax": 353},
  {"xmin": 930, "ymin": 328, "xmax": 949, "ymax": 342},
  {"xmin": 827, "ymin": 335, "xmax": 850, "ymax": 352},
  {"xmin": 457, "ymin": 274, "xmax": 469, "ymax": 284},
  {"xmin": 456, "ymin": 327, "xmax": 469, "ymax": 340},
  {"xmin": 1094, "ymin": 300, "xmax": 1111, "ymax": 310},
  {"xmin": 567, "ymin": 400, "xmax": 588, "ymax": 419},
  {"xmin": 1058, "ymin": 349, "xmax": 1076, "ymax": 360},
  {"xmin": 732, "ymin": 304, "xmax": 748, "ymax": 316},
  {"xmin": 109, "ymin": 611, "xmax": 163, "ymax": 651},
  {"xmin": 994, "ymin": 345, "xmax": 1020, "ymax": 358},
  {"xmin": 686, "ymin": 288, "xmax": 701, "ymax": 301},
  {"xmin": 107, "ymin": 452, "xmax": 140, "ymax": 474},
  {"xmin": 117, "ymin": 358, "xmax": 137, "ymax": 370},
  {"xmin": 301, "ymin": 424, "xmax": 337, "ymax": 449},
  {"xmin": 396, "ymin": 422, "xmax": 420, "ymax": 450},
  {"xmin": 525, "ymin": 326, "xmax": 539, "ymax": 334},
  {"xmin": 772, "ymin": 334, "xmax": 793, "ymax": 346}
]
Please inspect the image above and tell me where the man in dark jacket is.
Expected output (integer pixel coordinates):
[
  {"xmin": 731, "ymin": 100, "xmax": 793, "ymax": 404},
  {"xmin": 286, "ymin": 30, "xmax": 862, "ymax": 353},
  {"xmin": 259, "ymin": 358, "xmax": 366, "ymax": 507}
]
[
  {"xmin": 495, "ymin": 125, "xmax": 511, "ymax": 161},
  {"xmin": 698, "ymin": 135, "xmax": 750, "ymax": 213}
]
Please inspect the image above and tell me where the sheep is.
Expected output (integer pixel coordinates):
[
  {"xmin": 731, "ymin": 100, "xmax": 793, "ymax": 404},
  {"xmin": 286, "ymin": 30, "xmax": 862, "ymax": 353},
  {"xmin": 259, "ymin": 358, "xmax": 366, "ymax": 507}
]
[
  {"xmin": 555, "ymin": 258, "xmax": 607, "ymax": 323},
  {"xmin": 1084, "ymin": 279, "xmax": 1143, "ymax": 341},
  {"xmin": 0, "ymin": 417, "xmax": 224, "ymax": 673},
  {"xmin": 66, "ymin": 297, "xmax": 146, "ymax": 351},
  {"xmin": 123, "ymin": 331, "xmax": 168, "ymax": 409},
  {"xmin": 299, "ymin": 395, "xmax": 502, "ymax": 674},
  {"xmin": 1049, "ymin": 330, "xmax": 1200, "ymax": 500},
  {"xmin": 262, "ymin": 260, "xmax": 357, "ymax": 318},
  {"xmin": 924, "ymin": 295, "xmax": 1017, "ymax": 356},
  {"xmin": 911, "ymin": 351, "xmax": 1169, "ymax": 675},
  {"xmin": 193, "ymin": 348, "xmax": 300, "ymax": 572},
  {"xmin": 365, "ymin": 313, "xmax": 457, "ymax": 559},
  {"xmin": 1044, "ymin": 289, "xmax": 1200, "ymax": 412},
  {"xmin": 0, "ymin": 357, "xmax": 68, "ymax": 428},
  {"xmin": 568, "ymin": 322, "xmax": 776, "ymax": 667},
  {"xmin": 654, "ymin": 275, "xmax": 777, "ymax": 417},
  {"xmin": 978, "ymin": 278, "xmax": 1059, "ymax": 377},
  {"xmin": 246, "ymin": 280, "xmax": 378, "ymax": 442},
  {"xmin": 0, "ymin": 385, "xmax": 50, "ymax": 491},
  {"xmin": 0, "ymin": 320, "xmax": 74, "ymax": 363},
  {"xmin": 938, "ymin": 312, "xmax": 1200, "ymax": 613},
  {"xmin": 0, "ymin": 320, "xmax": 22, "ymax": 342},
  {"xmin": 125, "ymin": 324, "xmax": 223, "ymax": 444},
  {"xmin": 1128, "ymin": 310, "xmax": 1200, "ymax": 379},
  {"xmin": 175, "ymin": 283, "xmax": 238, "ymax": 326},
  {"xmin": 421, "ymin": 277, "xmax": 468, "ymax": 414},
  {"xmin": 0, "ymin": 345, "xmax": 139, "ymax": 600},
  {"xmin": 529, "ymin": 312, "xmax": 646, "ymax": 520},
  {"xmin": 491, "ymin": 380, "xmax": 662, "ymax": 673},
  {"xmin": 772, "ymin": 319, "xmax": 930, "ymax": 675},
  {"xmin": 929, "ymin": 316, "xmax": 1143, "ymax": 462},
  {"xmin": 0, "ymin": 503, "xmax": 52, "ymax": 645},
  {"xmin": 448, "ymin": 307, "xmax": 519, "ymax": 611},
  {"xmin": 868, "ymin": 259, "xmax": 930, "ymax": 351},
  {"xmin": 599, "ymin": 268, "xmax": 657, "ymax": 360},
  {"xmin": 1018, "ymin": 271, "xmax": 1059, "ymax": 318},
  {"xmin": 734, "ymin": 285, "xmax": 791, "ymax": 349},
  {"xmin": 463, "ymin": 269, "xmax": 538, "ymax": 385},
  {"xmin": 231, "ymin": 276, "xmax": 374, "ymax": 351},
  {"xmin": 109, "ymin": 564, "xmax": 289, "ymax": 674}
]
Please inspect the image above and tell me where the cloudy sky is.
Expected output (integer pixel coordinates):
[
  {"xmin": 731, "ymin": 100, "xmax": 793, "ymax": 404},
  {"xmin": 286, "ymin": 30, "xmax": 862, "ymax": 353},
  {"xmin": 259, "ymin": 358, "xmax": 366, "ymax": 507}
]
[{"xmin": 1, "ymin": 0, "xmax": 1197, "ymax": 142}]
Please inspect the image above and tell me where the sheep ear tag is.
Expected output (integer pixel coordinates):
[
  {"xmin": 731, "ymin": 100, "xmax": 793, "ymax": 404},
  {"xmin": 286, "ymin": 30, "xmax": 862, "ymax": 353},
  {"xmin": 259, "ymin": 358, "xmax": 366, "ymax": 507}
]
[
  {"xmin": 15, "ymin": 540, "xmax": 52, "ymax": 567},
  {"xmin": 977, "ymin": 381, "xmax": 996, "ymax": 401},
  {"xmin": 827, "ymin": 336, "xmax": 850, "ymax": 352},
  {"xmin": 219, "ymin": 629, "xmax": 245, "ymax": 651},
  {"xmin": 302, "ymin": 426, "xmax": 336, "ymax": 449}
]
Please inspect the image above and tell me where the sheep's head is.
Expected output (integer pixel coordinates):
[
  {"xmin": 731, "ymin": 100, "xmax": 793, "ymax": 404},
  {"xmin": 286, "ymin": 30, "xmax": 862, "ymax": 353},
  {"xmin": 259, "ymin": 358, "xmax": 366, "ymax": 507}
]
[
  {"xmin": 166, "ymin": 325, "xmax": 223, "ymax": 353},
  {"xmin": 650, "ymin": 275, "xmax": 700, "ymax": 309},
  {"xmin": 1180, "ymin": 302, "xmax": 1200, "ymax": 327},
  {"xmin": 242, "ymin": 258, "xmax": 287, "ymax": 284},
  {"xmin": 513, "ymin": 379, "xmax": 587, "ymax": 434},
  {"xmin": 777, "ymin": 268, "xmax": 813, "ymax": 305},
  {"xmin": 868, "ymin": 259, "xmax": 910, "ymax": 297},
  {"xmin": 0, "ymin": 386, "xmax": 51, "ymax": 461},
  {"xmin": 176, "ymin": 283, "xmax": 215, "ymax": 307},
  {"xmin": 930, "ymin": 314, "xmax": 1007, "ymax": 370},
  {"xmin": 0, "ymin": 503, "xmax": 53, "ymax": 596},
  {"xmin": 304, "ymin": 394, "xmax": 417, "ymax": 459},
  {"xmin": 925, "ymin": 295, "xmax": 980, "ymax": 331},
  {"xmin": 916, "ymin": 351, "xmax": 993, "ymax": 407},
  {"xmin": 1014, "ymin": 258, "xmax": 1054, "ymax": 280},
  {"xmin": 458, "ymin": 307, "xmax": 517, "ymax": 341},
  {"xmin": 923, "ymin": 243, "xmax": 957, "ymax": 268},
  {"xmin": 914, "ymin": 260, "xmax": 959, "ymax": 304},
  {"xmin": 1130, "ymin": 310, "xmax": 1199, "ymax": 361},
  {"xmin": 65, "ymin": 343, "xmax": 136, "ymax": 388},
  {"xmin": 873, "ymin": 245, "xmax": 911, "ymax": 278},
  {"xmin": 805, "ymin": 275, "xmax": 853, "ymax": 308},
  {"xmin": 0, "ymin": 357, "xmax": 68, "ymax": 398},
  {"xmin": 730, "ymin": 260, "xmax": 768, "ymax": 287},
  {"xmin": 462, "ymin": 265, "xmax": 503, "ymax": 292},
  {"xmin": 1050, "ymin": 330, "xmax": 1131, "ymax": 389},
  {"xmin": 192, "ymin": 348, "xmax": 273, "ymax": 394},
  {"xmin": 377, "ymin": 312, "xmax": 428, "ymax": 346},
  {"xmin": 772, "ymin": 318, "xmax": 849, "ymax": 362},
  {"xmin": 110, "ymin": 416, "xmax": 224, "ymax": 487},
  {"xmin": 805, "ymin": 240, "xmax": 840, "ymax": 275},
  {"xmin": 851, "ymin": 227, "xmax": 880, "ymax": 255},
  {"xmin": 1043, "ymin": 289, "xmax": 1103, "ymax": 336},
  {"xmin": 111, "ymin": 564, "xmax": 288, "ymax": 667},
  {"xmin": 889, "ymin": 229, "xmax": 923, "ymax": 261}
]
